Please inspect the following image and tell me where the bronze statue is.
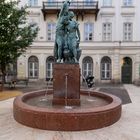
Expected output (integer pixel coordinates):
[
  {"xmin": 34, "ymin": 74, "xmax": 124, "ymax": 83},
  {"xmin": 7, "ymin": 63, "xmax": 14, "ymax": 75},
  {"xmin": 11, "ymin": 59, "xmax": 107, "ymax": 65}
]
[
  {"xmin": 54, "ymin": 0, "xmax": 70, "ymax": 62},
  {"xmin": 66, "ymin": 11, "xmax": 81, "ymax": 62},
  {"xmin": 54, "ymin": 0, "xmax": 81, "ymax": 63}
]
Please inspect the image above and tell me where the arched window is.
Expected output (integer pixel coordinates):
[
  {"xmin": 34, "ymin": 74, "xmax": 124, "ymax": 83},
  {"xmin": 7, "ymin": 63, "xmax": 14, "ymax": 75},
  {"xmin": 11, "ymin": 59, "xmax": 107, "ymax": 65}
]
[
  {"xmin": 28, "ymin": 56, "xmax": 39, "ymax": 79},
  {"xmin": 82, "ymin": 56, "xmax": 93, "ymax": 77},
  {"xmin": 46, "ymin": 56, "xmax": 54, "ymax": 81},
  {"xmin": 101, "ymin": 56, "xmax": 111, "ymax": 80},
  {"xmin": 122, "ymin": 57, "xmax": 132, "ymax": 65}
]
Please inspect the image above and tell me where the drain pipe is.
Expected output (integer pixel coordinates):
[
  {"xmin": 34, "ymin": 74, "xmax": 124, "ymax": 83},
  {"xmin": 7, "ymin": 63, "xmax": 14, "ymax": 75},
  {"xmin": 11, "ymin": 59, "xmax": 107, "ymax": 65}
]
[{"xmin": 65, "ymin": 73, "xmax": 68, "ymax": 107}]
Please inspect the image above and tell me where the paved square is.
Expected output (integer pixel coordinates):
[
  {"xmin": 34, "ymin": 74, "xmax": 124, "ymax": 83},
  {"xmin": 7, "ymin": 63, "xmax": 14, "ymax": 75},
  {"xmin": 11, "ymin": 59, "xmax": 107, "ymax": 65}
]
[
  {"xmin": 99, "ymin": 87, "xmax": 132, "ymax": 104},
  {"xmin": 0, "ymin": 84, "xmax": 140, "ymax": 140}
]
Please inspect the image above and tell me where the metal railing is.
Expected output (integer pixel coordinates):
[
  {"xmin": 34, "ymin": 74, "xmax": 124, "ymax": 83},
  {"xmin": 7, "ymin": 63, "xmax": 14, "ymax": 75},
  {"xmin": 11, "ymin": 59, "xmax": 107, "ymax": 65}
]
[{"xmin": 42, "ymin": 1, "xmax": 98, "ymax": 10}]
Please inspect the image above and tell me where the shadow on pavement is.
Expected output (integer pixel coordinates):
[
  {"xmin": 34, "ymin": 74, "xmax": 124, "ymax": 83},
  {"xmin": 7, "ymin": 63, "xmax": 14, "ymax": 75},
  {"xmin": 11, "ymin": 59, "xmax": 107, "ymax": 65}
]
[{"xmin": 99, "ymin": 87, "xmax": 132, "ymax": 105}]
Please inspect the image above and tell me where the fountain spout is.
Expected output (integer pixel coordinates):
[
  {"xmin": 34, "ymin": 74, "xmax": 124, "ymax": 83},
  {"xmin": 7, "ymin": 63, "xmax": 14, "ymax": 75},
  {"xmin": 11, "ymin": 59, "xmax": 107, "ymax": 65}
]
[
  {"xmin": 64, "ymin": 73, "xmax": 73, "ymax": 109},
  {"xmin": 40, "ymin": 78, "xmax": 53, "ymax": 102}
]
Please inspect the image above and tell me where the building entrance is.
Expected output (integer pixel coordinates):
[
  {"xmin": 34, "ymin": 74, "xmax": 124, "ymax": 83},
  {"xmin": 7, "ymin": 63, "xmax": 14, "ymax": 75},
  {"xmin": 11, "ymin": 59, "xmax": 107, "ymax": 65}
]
[{"xmin": 121, "ymin": 57, "xmax": 132, "ymax": 83}]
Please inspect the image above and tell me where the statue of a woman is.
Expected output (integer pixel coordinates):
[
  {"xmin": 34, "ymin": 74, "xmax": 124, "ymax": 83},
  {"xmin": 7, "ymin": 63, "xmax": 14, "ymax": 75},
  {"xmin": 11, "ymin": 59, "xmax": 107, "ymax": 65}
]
[
  {"xmin": 66, "ymin": 11, "xmax": 81, "ymax": 62},
  {"xmin": 54, "ymin": 0, "xmax": 70, "ymax": 63}
]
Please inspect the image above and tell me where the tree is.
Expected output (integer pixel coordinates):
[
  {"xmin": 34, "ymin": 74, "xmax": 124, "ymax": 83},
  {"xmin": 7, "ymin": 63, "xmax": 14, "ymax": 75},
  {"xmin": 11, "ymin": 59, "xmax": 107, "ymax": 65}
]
[{"xmin": 0, "ymin": 0, "xmax": 38, "ymax": 89}]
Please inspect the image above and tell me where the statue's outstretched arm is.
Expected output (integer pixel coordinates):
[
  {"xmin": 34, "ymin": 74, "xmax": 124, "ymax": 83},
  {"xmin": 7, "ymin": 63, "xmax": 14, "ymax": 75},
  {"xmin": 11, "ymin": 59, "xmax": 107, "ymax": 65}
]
[{"xmin": 59, "ymin": 0, "xmax": 70, "ymax": 18}]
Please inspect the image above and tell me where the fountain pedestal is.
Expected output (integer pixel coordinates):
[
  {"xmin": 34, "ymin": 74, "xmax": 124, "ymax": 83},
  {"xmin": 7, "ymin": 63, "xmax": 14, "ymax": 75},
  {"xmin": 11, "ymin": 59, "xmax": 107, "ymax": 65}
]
[{"xmin": 52, "ymin": 63, "xmax": 80, "ymax": 106}]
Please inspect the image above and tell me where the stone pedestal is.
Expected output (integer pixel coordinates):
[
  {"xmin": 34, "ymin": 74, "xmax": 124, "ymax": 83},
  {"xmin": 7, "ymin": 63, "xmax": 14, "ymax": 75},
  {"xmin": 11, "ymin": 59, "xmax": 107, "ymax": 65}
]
[{"xmin": 53, "ymin": 63, "xmax": 80, "ymax": 106}]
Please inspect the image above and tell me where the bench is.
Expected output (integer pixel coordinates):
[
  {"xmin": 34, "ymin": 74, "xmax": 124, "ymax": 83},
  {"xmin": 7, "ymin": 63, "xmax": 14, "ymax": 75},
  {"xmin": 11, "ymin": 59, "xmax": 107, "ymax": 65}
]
[
  {"xmin": 7, "ymin": 78, "xmax": 28, "ymax": 88},
  {"xmin": 16, "ymin": 78, "xmax": 28, "ymax": 86}
]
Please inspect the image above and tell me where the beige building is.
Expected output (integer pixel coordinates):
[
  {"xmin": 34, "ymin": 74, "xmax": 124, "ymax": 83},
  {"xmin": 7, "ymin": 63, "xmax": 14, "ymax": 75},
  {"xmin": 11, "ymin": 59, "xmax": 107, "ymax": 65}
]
[{"xmin": 17, "ymin": 0, "xmax": 140, "ymax": 84}]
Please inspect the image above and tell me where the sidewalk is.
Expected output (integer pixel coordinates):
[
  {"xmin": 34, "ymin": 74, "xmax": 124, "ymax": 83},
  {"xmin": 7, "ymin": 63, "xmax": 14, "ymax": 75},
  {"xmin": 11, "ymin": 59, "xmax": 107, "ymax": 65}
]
[{"xmin": 0, "ymin": 84, "xmax": 140, "ymax": 140}]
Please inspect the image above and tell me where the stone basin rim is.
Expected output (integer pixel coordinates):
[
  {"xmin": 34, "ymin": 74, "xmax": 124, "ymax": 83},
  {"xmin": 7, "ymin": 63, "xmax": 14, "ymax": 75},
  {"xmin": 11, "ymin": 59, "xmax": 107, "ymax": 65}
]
[{"xmin": 14, "ymin": 89, "xmax": 122, "ymax": 114}]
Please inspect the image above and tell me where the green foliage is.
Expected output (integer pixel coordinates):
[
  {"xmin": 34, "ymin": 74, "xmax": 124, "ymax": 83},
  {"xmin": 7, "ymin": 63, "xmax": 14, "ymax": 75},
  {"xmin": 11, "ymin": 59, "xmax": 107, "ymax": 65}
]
[{"xmin": 0, "ymin": 0, "xmax": 38, "ymax": 74}]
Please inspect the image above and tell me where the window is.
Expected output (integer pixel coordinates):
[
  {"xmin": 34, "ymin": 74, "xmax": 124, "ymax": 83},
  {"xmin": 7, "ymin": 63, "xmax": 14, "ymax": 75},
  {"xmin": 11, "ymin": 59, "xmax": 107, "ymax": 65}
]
[
  {"xmin": 123, "ymin": 23, "xmax": 133, "ymax": 41},
  {"xmin": 103, "ymin": 23, "xmax": 112, "ymax": 41},
  {"xmin": 47, "ymin": 23, "xmax": 56, "ymax": 41},
  {"xmin": 48, "ymin": 0, "xmax": 55, "ymax": 2},
  {"xmin": 6, "ymin": 62, "xmax": 17, "ymax": 82},
  {"xmin": 84, "ymin": 23, "xmax": 94, "ymax": 41},
  {"xmin": 103, "ymin": 0, "xmax": 112, "ymax": 6},
  {"xmin": 6, "ymin": 63, "xmax": 17, "ymax": 76},
  {"xmin": 28, "ymin": 0, "xmax": 38, "ymax": 6},
  {"xmin": 46, "ymin": 56, "xmax": 54, "ymax": 80},
  {"xmin": 85, "ymin": 0, "xmax": 94, "ymax": 5},
  {"xmin": 101, "ymin": 56, "xmax": 111, "ymax": 80},
  {"xmin": 82, "ymin": 56, "xmax": 93, "ymax": 78},
  {"xmin": 48, "ymin": 0, "xmax": 56, "ymax": 6},
  {"xmin": 28, "ymin": 56, "xmax": 39, "ymax": 79},
  {"xmin": 123, "ymin": 0, "xmax": 133, "ymax": 6},
  {"xmin": 29, "ymin": 19, "xmax": 38, "ymax": 41}
]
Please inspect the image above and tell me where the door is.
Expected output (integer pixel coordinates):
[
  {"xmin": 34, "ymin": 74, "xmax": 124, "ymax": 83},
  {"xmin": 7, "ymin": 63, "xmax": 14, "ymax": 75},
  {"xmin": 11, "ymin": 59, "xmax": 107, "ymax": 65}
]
[{"xmin": 121, "ymin": 57, "xmax": 132, "ymax": 83}]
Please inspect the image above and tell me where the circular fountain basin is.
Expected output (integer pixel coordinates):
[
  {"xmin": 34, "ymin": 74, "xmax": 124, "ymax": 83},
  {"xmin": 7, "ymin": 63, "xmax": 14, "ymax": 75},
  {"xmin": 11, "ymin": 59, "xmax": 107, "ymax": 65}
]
[{"xmin": 13, "ymin": 90, "xmax": 122, "ymax": 131}]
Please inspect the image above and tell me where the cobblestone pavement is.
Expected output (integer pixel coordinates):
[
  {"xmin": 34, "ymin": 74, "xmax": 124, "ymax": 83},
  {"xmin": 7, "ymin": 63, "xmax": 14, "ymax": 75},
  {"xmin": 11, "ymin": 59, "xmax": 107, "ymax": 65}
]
[{"xmin": 0, "ymin": 84, "xmax": 140, "ymax": 140}]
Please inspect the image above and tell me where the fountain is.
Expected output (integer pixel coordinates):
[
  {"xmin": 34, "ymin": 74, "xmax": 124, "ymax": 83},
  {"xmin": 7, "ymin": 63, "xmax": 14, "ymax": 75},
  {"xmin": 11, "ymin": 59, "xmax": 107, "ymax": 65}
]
[
  {"xmin": 40, "ymin": 78, "xmax": 52, "ymax": 102},
  {"xmin": 13, "ymin": 0, "xmax": 122, "ymax": 131}
]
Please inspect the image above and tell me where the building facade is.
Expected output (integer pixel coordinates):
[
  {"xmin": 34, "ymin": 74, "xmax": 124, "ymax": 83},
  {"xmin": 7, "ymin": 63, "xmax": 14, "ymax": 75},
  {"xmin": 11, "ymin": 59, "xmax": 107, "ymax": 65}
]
[{"xmin": 17, "ymin": 0, "xmax": 140, "ymax": 84}]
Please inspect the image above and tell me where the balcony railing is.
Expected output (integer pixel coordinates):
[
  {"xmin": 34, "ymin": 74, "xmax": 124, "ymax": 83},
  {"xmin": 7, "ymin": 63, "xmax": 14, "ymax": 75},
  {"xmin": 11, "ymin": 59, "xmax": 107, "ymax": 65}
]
[
  {"xmin": 42, "ymin": 1, "xmax": 98, "ymax": 10},
  {"xmin": 42, "ymin": 1, "xmax": 99, "ymax": 20}
]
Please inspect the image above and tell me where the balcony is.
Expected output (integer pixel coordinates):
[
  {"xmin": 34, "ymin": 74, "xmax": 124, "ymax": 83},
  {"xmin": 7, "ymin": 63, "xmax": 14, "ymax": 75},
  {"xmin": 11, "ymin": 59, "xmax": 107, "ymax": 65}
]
[{"xmin": 42, "ymin": 1, "xmax": 99, "ymax": 20}]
